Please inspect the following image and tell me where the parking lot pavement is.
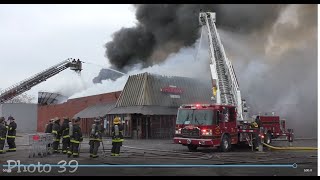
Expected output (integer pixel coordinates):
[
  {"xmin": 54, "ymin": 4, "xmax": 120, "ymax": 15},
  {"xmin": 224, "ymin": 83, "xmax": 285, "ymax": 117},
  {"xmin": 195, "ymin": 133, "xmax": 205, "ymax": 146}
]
[{"xmin": 0, "ymin": 134, "xmax": 317, "ymax": 176}]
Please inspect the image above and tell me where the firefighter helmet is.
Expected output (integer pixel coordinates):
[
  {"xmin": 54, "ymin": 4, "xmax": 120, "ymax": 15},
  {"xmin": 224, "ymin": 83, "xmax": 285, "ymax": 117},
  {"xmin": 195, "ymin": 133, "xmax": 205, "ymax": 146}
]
[
  {"xmin": 54, "ymin": 117, "xmax": 60, "ymax": 122},
  {"xmin": 8, "ymin": 116, "xmax": 15, "ymax": 121},
  {"xmin": 94, "ymin": 118, "xmax": 100, "ymax": 122},
  {"xmin": 113, "ymin": 117, "xmax": 120, "ymax": 124},
  {"xmin": 75, "ymin": 117, "xmax": 81, "ymax": 123}
]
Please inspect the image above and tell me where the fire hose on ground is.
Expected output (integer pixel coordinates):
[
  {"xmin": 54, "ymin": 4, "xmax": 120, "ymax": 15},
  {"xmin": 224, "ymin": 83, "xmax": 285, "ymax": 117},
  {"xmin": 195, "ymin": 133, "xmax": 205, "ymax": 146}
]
[{"xmin": 262, "ymin": 142, "xmax": 317, "ymax": 151}]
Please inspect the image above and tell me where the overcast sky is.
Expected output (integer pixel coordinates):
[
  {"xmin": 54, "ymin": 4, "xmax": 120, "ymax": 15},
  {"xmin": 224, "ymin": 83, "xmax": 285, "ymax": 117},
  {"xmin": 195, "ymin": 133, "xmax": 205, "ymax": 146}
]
[{"xmin": 0, "ymin": 4, "xmax": 136, "ymax": 98}]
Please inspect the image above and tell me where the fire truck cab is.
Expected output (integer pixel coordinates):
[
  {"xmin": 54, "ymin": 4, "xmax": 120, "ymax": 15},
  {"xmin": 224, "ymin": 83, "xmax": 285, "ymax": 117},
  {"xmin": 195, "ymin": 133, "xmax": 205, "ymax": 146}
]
[
  {"xmin": 173, "ymin": 104, "xmax": 291, "ymax": 152},
  {"xmin": 174, "ymin": 104, "xmax": 238, "ymax": 152}
]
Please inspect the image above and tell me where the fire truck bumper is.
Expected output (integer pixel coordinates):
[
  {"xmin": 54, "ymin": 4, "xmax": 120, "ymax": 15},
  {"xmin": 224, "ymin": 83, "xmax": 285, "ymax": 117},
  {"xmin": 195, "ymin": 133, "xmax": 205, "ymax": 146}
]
[{"xmin": 173, "ymin": 137, "xmax": 214, "ymax": 146}]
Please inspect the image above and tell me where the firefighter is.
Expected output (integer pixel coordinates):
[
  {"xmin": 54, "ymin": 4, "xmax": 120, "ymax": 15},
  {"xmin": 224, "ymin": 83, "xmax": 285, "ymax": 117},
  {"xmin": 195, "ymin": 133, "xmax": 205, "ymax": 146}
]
[
  {"xmin": 0, "ymin": 117, "xmax": 7, "ymax": 154},
  {"xmin": 52, "ymin": 117, "xmax": 61, "ymax": 153},
  {"xmin": 61, "ymin": 117, "xmax": 71, "ymax": 154},
  {"xmin": 68, "ymin": 117, "xmax": 83, "ymax": 158},
  {"xmin": 6, "ymin": 116, "xmax": 17, "ymax": 152},
  {"xmin": 45, "ymin": 119, "xmax": 54, "ymax": 133},
  {"xmin": 251, "ymin": 121, "xmax": 259, "ymax": 128},
  {"xmin": 111, "ymin": 117, "xmax": 124, "ymax": 156},
  {"xmin": 89, "ymin": 118, "xmax": 103, "ymax": 158},
  {"xmin": 44, "ymin": 119, "xmax": 54, "ymax": 153}
]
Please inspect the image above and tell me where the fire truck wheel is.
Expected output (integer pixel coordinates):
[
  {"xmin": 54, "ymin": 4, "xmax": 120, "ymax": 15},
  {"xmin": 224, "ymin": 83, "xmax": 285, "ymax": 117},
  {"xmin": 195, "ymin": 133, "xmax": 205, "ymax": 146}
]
[
  {"xmin": 264, "ymin": 133, "xmax": 272, "ymax": 145},
  {"xmin": 187, "ymin": 145, "xmax": 198, "ymax": 152},
  {"xmin": 220, "ymin": 135, "xmax": 231, "ymax": 152}
]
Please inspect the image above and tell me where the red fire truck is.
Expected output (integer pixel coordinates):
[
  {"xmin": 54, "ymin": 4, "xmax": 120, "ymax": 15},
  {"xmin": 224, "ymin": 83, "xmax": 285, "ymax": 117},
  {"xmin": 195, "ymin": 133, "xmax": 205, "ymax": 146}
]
[{"xmin": 173, "ymin": 12, "xmax": 293, "ymax": 152}]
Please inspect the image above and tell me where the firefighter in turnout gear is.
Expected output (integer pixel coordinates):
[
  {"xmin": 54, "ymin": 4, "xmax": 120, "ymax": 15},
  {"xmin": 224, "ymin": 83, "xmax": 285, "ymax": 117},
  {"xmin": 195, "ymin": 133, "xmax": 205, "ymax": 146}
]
[
  {"xmin": 52, "ymin": 117, "xmax": 61, "ymax": 153},
  {"xmin": 68, "ymin": 117, "xmax": 83, "ymax": 158},
  {"xmin": 7, "ymin": 116, "xmax": 17, "ymax": 152},
  {"xmin": 89, "ymin": 118, "xmax": 103, "ymax": 158},
  {"xmin": 44, "ymin": 119, "xmax": 54, "ymax": 154},
  {"xmin": 0, "ymin": 117, "xmax": 7, "ymax": 154},
  {"xmin": 45, "ymin": 119, "xmax": 54, "ymax": 133},
  {"xmin": 111, "ymin": 117, "xmax": 124, "ymax": 156},
  {"xmin": 61, "ymin": 117, "xmax": 71, "ymax": 154}
]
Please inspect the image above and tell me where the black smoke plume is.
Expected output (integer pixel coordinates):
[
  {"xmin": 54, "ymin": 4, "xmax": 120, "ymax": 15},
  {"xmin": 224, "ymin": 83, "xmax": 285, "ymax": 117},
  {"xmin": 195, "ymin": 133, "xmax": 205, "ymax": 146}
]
[{"xmin": 105, "ymin": 4, "xmax": 286, "ymax": 70}]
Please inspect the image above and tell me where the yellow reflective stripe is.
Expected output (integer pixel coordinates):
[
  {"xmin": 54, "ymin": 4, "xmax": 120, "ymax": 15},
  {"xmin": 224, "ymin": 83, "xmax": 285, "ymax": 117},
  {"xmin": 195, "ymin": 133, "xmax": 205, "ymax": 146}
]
[
  {"xmin": 63, "ymin": 135, "xmax": 70, "ymax": 138},
  {"xmin": 0, "ymin": 150, "xmax": 5, "ymax": 152},
  {"xmin": 54, "ymin": 139, "xmax": 60, "ymax": 142},
  {"xmin": 8, "ymin": 148, "xmax": 16, "ymax": 150},
  {"xmin": 112, "ymin": 139, "xmax": 123, "ymax": 142},
  {"xmin": 7, "ymin": 136, "xmax": 15, "ymax": 138},
  {"xmin": 5, "ymin": 126, "xmax": 8, "ymax": 129},
  {"xmin": 9, "ymin": 127, "xmax": 12, "ymax": 130},
  {"xmin": 70, "ymin": 139, "xmax": 80, "ymax": 143},
  {"xmin": 73, "ymin": 153, "xmax": 79, "ymax": 155},
  {"xmin": 0, "ymin": 138, "xmax": 5, "ymax": 140},
  {"xmin": 52, "ymin": 130, "xmax": 58, "ymax": 134}
]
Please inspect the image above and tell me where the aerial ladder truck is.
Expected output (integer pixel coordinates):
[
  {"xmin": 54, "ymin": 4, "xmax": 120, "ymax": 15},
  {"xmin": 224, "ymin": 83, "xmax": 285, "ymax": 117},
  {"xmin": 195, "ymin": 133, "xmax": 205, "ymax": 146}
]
[
  {"xmin": 173, "ymin": 12, "xmax": 293, "ymax": 152},
  {"xmin": 0, "ymin": 58, "xmax": 82, "ymax": 103}
]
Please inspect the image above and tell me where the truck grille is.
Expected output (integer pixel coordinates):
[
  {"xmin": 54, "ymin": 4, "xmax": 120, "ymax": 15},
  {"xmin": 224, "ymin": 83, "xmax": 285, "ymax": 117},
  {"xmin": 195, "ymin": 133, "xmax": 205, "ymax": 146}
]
[{"xmin": 181, "ymin": 128, "xmax": 200, "ymax": 138}]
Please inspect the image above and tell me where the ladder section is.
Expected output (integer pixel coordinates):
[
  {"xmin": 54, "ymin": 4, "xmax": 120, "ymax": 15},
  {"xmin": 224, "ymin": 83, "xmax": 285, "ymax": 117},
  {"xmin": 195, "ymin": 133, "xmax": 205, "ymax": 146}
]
[
  {"xmin": 205, "ymin": 13, "xmax": 235, "ymax": 105},
  {"xmin": 0, "ymin": 59, "xmax": 81, "ymax": 103}
]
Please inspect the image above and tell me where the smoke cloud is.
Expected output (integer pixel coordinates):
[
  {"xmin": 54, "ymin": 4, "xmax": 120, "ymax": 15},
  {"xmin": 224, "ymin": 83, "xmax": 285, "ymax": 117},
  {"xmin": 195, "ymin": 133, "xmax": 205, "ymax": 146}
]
[
  {"xmin": 104, "ymin": 4, "xmax": 286, "ymax": 71},
  {"xmin": 71, "ymin": 41, "xmax": 211, "ymax": 98},
  {"xmin": 220, "ymin": 4, "xmax": 317, "ymax": 137}
]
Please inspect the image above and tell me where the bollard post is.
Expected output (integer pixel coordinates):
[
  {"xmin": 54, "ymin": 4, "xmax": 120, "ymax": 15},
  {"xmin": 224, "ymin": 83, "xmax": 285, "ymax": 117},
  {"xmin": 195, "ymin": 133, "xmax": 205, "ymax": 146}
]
[{"xmin": 258, "ymin": 127, "xmax": 264, "ymax": 152}]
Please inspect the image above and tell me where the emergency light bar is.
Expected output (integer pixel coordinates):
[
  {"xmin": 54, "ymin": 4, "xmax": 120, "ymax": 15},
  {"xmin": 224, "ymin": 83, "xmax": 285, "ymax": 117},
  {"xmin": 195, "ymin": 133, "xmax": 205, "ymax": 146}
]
[{"xmin": 180, "ymin": 104, "xmax": 212, "ymax": 108}]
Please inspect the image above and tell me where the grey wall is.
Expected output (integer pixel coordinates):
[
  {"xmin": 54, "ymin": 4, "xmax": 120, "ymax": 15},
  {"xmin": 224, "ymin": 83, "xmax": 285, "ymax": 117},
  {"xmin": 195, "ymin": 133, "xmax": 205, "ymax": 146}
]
[{"xmin": 0, "ymin": 103, "xmax": 37, "ymax": 133}]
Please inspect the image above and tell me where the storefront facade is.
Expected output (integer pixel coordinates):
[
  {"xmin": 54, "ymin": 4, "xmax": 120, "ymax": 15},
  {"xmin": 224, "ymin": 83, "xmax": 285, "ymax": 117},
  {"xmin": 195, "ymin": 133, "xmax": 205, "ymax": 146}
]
[{"xmin": 104, "ymin": 72, "xmax": 212, "ymax": 139}]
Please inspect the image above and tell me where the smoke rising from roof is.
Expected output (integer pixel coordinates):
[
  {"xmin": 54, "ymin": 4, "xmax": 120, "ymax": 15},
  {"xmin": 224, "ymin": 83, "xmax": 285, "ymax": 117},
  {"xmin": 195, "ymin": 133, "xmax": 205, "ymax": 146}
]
[
  {"xmin": 71, "ymin": 41, "xmax": 211, "ymax": 99},
  {"xmin": 104, "ymin": 4, "xmax": 285, "ymax": 71},
  {"xmin": 92, "ymin": 69, "xmax": 124, "ymax": 84}
]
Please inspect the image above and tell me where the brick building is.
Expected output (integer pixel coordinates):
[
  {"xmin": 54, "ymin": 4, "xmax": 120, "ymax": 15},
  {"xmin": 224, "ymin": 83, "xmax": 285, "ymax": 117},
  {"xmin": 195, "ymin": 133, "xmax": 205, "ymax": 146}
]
[
  {"xmin": 37, "ymin": 72, "xmax": 212, "ymax": 139},
  {"xmin": 37, "ymin": 91, "xmax": 121, "ymax": 132}
]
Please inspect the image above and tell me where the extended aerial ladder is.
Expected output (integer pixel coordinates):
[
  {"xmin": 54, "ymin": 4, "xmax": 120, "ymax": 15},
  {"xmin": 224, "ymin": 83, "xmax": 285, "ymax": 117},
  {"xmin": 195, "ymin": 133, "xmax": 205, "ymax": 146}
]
[
  {"xmin": 199, "ymin": 12, "xmax": 248, "ymax": 121},
  {"xmin": 0, "ymin": 58, "xmax": 82, "ymax": 103}
]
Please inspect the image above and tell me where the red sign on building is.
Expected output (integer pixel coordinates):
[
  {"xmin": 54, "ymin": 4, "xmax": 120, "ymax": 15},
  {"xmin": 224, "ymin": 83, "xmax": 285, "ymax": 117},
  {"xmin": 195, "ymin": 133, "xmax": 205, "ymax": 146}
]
[{"xmin": 160, "ymin": 86, "xmax": 183, "ymax": 94}]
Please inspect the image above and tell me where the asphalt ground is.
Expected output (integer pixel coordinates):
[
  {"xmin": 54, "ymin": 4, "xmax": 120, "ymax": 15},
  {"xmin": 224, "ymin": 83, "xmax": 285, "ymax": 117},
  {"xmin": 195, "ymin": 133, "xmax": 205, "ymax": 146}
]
[{"xmin": 0, "ymin": 134, "xmax": 317, "ymax": 176}]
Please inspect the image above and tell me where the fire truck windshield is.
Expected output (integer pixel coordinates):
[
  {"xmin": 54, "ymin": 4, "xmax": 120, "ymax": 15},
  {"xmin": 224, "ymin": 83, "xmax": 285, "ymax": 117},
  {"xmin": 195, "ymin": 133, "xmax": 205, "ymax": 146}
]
[{"xmin": 176, "ymin": 109, "xmax": 214, "ymax": 125}]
